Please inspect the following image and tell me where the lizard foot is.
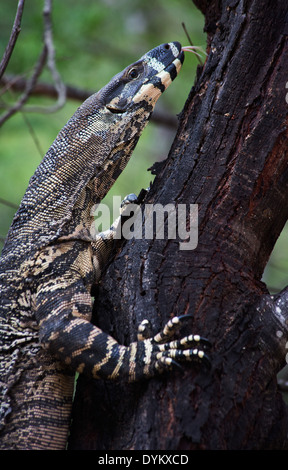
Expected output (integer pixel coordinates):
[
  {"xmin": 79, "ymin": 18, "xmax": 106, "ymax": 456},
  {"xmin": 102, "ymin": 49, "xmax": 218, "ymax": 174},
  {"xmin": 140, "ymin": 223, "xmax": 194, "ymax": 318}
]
[
  {"xmin": 152, "ymin": 315, "xmax": 211, "ymax": 371},
  {"xmin": 127, "ymin": 315, "xmax": 211, "ymax": 380},
  {"xmin": 120, "ymin": 187, "xmax": 149, "ymax": 211},
  {"xmin": 120, "ymin": 193, "xmax": 138, "ymax": 208}
]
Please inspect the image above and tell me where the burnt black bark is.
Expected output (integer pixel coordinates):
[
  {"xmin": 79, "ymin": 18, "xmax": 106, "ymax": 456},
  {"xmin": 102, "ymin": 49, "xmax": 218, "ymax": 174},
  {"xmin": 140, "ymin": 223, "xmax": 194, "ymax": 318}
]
[{"xmin": 69, "ymin": 0, "xmax": 288, "ymax": 450}]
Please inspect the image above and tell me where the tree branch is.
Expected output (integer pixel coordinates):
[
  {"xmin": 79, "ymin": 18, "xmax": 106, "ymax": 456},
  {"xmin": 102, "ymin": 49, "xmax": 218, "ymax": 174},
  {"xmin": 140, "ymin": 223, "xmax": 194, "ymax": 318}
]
[
  {"xmin": 1, "ymin": 74, "xmax": 89, "ymax": 102},
  {"xmin": 0, "ymin": 0, "xmax": 25, "ymax": 80},
  {"xmin": 69, "ymin": 0, "xmax": 288, "ymax": 450}
]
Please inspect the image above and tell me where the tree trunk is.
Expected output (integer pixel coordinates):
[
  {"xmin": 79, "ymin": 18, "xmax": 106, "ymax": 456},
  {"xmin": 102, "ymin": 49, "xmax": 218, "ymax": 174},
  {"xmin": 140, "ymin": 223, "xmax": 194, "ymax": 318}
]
[{"xmin": 69, "ymin": 0, "xmax": 288, "ymax": 450}]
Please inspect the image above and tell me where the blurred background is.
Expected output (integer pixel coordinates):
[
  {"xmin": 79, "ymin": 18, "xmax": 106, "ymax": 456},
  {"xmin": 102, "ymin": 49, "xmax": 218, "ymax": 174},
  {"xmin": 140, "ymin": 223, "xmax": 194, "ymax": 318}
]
[{"xmin": 0, "ymin": 0, "xmax": 287, "ymax": 294}]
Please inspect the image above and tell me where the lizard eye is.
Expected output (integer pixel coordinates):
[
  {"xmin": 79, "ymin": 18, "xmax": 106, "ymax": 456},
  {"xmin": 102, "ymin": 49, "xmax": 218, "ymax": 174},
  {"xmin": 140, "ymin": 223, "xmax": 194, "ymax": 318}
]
[{"xmin": 128, "ymin": 68, "xmax": 139, "ymax": 80}]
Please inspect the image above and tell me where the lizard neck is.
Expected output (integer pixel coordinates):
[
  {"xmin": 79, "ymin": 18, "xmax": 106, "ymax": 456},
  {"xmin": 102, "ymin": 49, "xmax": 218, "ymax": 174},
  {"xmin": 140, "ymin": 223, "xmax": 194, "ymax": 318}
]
[{"xmin": 2, "ymin": 98, "xmax": 152, "ymax": 260}]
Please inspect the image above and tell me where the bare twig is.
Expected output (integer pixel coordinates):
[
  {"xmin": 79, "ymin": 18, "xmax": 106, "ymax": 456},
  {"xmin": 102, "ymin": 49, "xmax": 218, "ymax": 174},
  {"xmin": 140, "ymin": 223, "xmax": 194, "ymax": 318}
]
[
  {"xmin": 0, "ymin": 0, "xmax": 26, "ymax": 79},
  {"xmin": 25, "ymin": 0, "xmax": 66, "ymax": 113},
  {"xmin": 0, "ymin": 0, "xmax": 66, "ymax": 125},
  {"xmin": 181, "ymin": 22, "xmax": 204, "ymax": 65},
  {"xmin": 0, "ymin": 198, "xmax": 18, "ymax": 209},
  {"xmin": 0, "ymin": 46, "xmax": 47, "ymax": 127},
  {"xmin": 21, "ymin": 112, "xmax": 44, "ymax": 157},
  {"xmin": 1, "ymin": 74, "xmax": 90, "ymax": 102}
]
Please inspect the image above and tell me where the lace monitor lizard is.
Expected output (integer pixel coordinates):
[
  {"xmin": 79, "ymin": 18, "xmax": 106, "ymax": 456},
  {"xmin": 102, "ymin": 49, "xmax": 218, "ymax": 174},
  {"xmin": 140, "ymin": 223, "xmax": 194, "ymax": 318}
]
[{"xmin": 0, "ymin": 42, "xmax": 209, "ymax": 450}]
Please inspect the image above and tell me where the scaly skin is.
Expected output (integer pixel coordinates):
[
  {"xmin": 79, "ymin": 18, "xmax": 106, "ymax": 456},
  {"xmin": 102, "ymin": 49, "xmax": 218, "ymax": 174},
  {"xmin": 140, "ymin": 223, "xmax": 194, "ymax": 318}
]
[{"xmin": 0, "ymin": 42, "xmax": 209, "ymax": 450}]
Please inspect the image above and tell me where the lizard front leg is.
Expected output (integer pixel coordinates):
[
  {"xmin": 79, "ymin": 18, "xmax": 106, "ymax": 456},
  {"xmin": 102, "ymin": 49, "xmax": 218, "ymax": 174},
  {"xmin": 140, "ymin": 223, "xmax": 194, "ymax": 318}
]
[
  {"xmin": 29, "ymin": 242, "xmax": 208, "ymax": 449},
  {"xmin": 88, "ymin": 198, "xmax": 211, "ymax": 379},
  {"xmin": 36, "ymin": 274, "xmax": 210, "ymax": 383},
  {"xmin": 90, "ymin": 193, "xmax": 139, "ymax": 282}
]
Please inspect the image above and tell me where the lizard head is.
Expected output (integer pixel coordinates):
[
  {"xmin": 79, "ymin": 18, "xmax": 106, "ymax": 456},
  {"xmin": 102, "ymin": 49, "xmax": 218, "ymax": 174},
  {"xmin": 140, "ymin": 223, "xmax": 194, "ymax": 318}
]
[{"xmin": 98, "ymin": 42, "xmax": 184, "ymax": 114}]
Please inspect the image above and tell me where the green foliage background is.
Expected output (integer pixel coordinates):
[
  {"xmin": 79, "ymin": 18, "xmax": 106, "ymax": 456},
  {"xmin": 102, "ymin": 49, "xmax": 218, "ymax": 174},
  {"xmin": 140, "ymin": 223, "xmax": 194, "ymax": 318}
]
[{"xmin": 0, "ymin": 0, "xmax": 287, "ymax": 293}]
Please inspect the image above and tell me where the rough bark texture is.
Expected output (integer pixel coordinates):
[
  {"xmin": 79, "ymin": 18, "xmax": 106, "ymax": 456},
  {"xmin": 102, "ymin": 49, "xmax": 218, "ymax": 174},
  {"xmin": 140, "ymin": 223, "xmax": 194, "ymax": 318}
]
[{"xmin": 69, "ymin": 0, "xmax": 288, "ymax": 450}]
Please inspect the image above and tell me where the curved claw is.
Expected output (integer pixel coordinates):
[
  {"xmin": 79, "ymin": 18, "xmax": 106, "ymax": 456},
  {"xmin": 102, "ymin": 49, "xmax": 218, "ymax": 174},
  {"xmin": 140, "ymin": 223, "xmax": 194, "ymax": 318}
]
[
  {"xmin": 137, "ymin": 319, "xmax": 153, "ymax": 341},
  {"xmin": 198, "ymin": 337, "xmax": 212, "ymax": 349},
  {"xmin": 155, "ymin": 356, "xmax": 184, "ymax": 374},
  {"xmin": 176, "ymin": 314, "xmax": 194, "ymax": 322},
  {"xmin": 184, "ymin": 335, "xmax": 212, "ymax": 349},
  {"xmin": 167, "ymin": 358, "xmax": 184, "ymax": 373},
  {"xmin": 196, "ymin": 351, "xmax": 211, "ymax": 369},
  {"xmin": 155, "ymin": 348, "xmax": 211, "ymax": 374}
]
